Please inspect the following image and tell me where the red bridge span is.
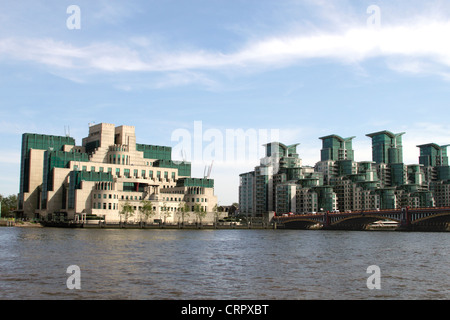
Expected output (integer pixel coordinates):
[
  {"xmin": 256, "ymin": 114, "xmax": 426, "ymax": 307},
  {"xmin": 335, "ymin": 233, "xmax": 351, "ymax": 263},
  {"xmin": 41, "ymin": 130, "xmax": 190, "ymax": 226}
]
[{"xmin": 272, "ymin": 207, "xmax": 450, "ymax": 231}]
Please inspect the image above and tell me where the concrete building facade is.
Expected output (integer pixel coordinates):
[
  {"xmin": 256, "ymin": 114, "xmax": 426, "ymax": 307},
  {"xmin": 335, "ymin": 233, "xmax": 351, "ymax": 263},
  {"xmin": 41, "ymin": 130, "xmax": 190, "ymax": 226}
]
[{"xmin": 19, "ymin": 123, "xmax": 222, "ymax": 224}]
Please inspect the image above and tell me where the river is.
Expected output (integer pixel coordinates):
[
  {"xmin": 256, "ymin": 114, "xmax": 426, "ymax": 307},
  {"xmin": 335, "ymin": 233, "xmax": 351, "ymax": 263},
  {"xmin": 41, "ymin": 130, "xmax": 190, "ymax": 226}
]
[{"xmin": 0, "ymin": 227, "xmax": 448, "ymax": 300}]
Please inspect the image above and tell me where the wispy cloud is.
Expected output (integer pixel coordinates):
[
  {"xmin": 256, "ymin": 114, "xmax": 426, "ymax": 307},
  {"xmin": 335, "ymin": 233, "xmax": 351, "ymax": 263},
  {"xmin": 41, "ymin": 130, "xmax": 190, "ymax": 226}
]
[{"xmin": 3, "ymin": 12, "xmax": 450, "ymax": 83}]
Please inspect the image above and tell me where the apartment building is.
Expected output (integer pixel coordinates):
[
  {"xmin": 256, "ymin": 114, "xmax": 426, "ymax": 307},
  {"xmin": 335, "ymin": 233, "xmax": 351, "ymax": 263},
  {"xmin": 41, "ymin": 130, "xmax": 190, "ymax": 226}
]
[{"xmin": 239, "ymin": 130, "xmax": 450, "ymax": 215}]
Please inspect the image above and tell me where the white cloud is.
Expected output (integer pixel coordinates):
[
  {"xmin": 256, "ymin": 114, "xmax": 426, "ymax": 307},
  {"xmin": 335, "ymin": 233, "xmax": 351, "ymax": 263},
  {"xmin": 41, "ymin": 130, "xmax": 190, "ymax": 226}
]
[{"xmin": 2, "ymin": 16, "xmax": 450, "ymax": 80}]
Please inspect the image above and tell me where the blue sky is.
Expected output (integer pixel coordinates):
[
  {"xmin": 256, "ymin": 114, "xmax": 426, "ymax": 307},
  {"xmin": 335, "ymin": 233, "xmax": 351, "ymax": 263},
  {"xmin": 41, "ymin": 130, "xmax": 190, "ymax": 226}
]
[{"xmin": 1, "ymin": 0, "xmax": 450, "ymax": 204}]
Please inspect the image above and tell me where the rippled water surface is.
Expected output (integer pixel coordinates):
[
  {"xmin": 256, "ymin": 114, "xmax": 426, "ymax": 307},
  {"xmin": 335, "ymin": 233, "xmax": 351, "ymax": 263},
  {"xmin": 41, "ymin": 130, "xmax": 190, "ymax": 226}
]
[{"xmin": 0, "ymin": 228, "xmax": 448, "ymax": 299}]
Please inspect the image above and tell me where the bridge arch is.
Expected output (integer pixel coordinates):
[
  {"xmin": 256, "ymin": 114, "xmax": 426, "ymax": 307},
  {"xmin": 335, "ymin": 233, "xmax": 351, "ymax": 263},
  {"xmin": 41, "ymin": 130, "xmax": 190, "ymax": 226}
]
[
  {"xmin": 273, "ymin": 208, "xmax": 450, "ymax": 231},
  {"xmin": 279, "ymin": 217, "xmax": 323, "ymax": 230},
  {"xmin": 326, "ymin": 214, "xmax": 400, "ymax": 230},
  {"xmin": 407, "ymin": 211, "xmax": 450, "ymax": 231}
]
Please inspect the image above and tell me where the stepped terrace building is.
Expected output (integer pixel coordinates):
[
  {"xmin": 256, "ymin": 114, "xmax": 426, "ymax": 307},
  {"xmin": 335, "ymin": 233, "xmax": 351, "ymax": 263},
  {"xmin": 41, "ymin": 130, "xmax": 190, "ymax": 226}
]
[
  {"xmin": 18, "ymin": 123, "xmax": 220, "ymax": 224},
  {"xmin": 239, "ymin": 131, "xmax": 450, "ymax": 217}
]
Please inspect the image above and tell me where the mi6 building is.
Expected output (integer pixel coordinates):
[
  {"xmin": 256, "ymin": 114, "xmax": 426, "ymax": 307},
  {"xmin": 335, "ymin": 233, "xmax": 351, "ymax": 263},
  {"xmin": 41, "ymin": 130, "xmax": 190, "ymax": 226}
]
[{"xmin": 18, "ymin": 123, "xmax": 219, "ymax": 223}]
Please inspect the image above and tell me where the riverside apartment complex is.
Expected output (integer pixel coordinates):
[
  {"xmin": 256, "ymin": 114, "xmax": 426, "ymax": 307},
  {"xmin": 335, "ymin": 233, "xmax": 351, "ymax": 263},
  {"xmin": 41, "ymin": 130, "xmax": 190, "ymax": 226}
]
[
  {"xmin": 239, "ymin": 131, "xmax": 450, "ymax": 216},
  {"xmin": 18, "ymin": 123, "xmax": 219, "ymax": 223}
]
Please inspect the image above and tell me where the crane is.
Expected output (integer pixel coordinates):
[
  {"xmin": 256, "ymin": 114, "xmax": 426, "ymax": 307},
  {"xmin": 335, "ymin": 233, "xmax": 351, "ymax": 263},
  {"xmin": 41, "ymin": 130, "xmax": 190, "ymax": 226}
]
[{"xmin": 204, "ymin": 160, "xmax": 214, "ymax": 179}]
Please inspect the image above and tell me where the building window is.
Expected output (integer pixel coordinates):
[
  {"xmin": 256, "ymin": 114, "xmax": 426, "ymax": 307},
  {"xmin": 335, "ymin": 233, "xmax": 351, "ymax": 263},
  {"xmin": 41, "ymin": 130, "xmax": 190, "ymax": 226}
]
[{"xmin": 103, "ymin": 203, "xmax": 106, "ymax": 209}]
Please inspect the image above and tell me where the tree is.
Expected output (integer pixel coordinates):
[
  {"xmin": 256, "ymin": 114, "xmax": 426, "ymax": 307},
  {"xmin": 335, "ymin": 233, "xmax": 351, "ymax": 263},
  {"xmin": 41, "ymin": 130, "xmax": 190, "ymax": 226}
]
[
  {"xmin": 193, "ymin": 203, "xmax": 207, "ymax": 225},
  {"xmin": 213, "ymin": 204, "xmax": 220, "ymax": 226},
  {"xmin": 139, "ymin": 200, "xmax": 155, "ymax": 223},
  {"xmin": 119, "ymin": 201, "xmax": 134, "ymax": 223},
  {"xmin": 178, "ymin": 201, "xmax": 190, "ymax": 225},
  {"xmin": 174, "ymin": 202, "xmax": 187, "ymax": 225},
  {"xmin": 1, "ymin": 194, "xmax": 18, "ymax": 218},
  {"xmin": 161, "ymin": 202, "xmax": 171, "ymax": 224}
]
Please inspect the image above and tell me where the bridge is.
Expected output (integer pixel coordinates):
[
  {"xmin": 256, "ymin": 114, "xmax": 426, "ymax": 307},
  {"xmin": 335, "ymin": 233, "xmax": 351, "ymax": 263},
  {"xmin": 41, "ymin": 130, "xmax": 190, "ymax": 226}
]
[{"xmin": 272, "ymin": 207, "xmax": 450, "ymax": 231}]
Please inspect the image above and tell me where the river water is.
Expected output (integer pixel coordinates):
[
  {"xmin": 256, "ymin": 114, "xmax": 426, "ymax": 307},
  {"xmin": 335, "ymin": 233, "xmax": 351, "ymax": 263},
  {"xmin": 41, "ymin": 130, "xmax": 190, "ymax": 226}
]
[{"xmin": 0, "ymin": 227, "xmax": 448, "ymax": 300}]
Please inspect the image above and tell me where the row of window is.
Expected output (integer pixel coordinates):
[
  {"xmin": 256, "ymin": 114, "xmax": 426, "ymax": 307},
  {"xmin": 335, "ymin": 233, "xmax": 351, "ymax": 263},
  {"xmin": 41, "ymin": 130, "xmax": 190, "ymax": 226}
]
[
  {"xmin": 74, "ymin": 165, "xmax": 176, "ymax": 180},
  {"xmin": 93, "ymin": 193, "xmax": 208, "ymax": 203},
  {"xmin": 94, "ymin": 193, "xmax": 142, "ymax": 201},
  {"xmin": 160, "ymin": 197, "xmax": 208, "ymax": 203},
  {"xmin": 94, "ymin": 202, "xmax": 117, "ymax": 210},
  {"xmin": 93, "ymin": 202, "xmax": 209, "ymax": 212},
  {"xmin": 109, "ymin": 154, "xmax": 130, "ymax": 165}
]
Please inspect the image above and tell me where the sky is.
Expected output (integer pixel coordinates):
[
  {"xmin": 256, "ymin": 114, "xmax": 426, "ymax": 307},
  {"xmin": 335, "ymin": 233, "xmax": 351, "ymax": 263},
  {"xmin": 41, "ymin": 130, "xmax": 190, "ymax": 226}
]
[{"xmin": 1, "ymin": 0, "xmax": 450, "ymax": 205}]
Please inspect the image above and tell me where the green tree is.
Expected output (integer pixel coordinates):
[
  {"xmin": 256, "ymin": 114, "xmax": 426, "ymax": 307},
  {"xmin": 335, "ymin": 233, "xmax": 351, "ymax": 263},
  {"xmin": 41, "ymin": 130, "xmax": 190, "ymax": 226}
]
[
  {"xmin": 193, "ymin": 203, "xmax": 207, "ymax": 225},
  {"xmin": 161, "ymin": 202, "xmax": 171, "ymax": 224},
  {"xmin": 178, "ymin": 201, "xmax": 190, "ymax": 225},
  {"xmin": 0, "ymin": 194, "xmax": 18, "ymax": 218},
  {"xmin": 139, "ymin": 200, "xmax": 155, "ymax": 223},
  {"xmin": 120, "ymin": 201, "xmax": 134, "ymax": 223},
  {"xmin": 213, "ymin": 204, "xmax": 220, "ymax": 226},
  {"xmin": 174, "ymin": 202, "xmax": 186, "ymax": 225}
]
